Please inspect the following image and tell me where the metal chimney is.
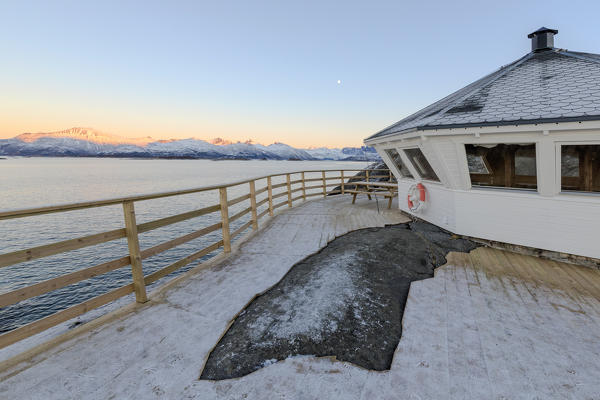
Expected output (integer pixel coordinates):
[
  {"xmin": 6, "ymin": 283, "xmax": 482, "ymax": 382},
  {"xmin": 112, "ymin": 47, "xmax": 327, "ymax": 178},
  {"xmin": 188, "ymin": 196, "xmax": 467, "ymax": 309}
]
[{"xmin": 527, "ymin": 27, "xmax": 558, "ymax": 52}]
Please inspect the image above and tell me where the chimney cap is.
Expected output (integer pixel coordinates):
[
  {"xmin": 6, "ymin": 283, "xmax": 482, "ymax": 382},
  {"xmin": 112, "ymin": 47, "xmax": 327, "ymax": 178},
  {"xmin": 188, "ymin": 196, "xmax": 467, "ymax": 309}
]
[{"xmin": 528, "ymin": 27, "xmax": 558, "ymax": 38}]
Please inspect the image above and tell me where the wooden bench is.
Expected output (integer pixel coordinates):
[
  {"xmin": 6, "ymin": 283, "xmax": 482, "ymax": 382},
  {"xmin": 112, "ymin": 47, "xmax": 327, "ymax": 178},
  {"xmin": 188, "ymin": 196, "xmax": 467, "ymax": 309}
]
[{"xmin": 345, "ymin": 181, "xmax": 398, "ymax": 209}]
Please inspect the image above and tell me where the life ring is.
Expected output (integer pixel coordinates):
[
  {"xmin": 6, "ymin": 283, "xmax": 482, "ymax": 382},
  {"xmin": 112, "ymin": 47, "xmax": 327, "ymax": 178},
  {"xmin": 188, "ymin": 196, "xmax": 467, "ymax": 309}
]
[{"xmin": 407, "ymin": 183, "xmax": 427, "ymax": 212}]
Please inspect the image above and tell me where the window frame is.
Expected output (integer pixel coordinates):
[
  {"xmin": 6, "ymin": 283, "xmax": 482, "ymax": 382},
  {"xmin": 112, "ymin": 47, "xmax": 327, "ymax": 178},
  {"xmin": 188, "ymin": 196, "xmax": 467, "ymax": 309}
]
[
  {"xmin": 466, "ymin": 147, "xmax": 494, "ymax": 178},
  {"xmin": 555, "ymin": 141, "xmax": 600, "ymax": 196},
  {"xmin": 383, "ymin": 148, "xmax": 414, "ymax": 180},
  {"xmin": 464, "ymin": 142, "xmax": 540, "ymax": 193},
  {"xmin": 401, "ymin": 147, "xmax": 442, "ymax": 184}
]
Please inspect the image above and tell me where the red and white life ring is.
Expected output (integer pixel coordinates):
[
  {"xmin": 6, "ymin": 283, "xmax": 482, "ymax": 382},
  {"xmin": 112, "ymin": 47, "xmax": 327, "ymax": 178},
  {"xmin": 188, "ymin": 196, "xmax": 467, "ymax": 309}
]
[{"xmin": 407, "ymin": 183, "xmax": 427, "ymax": 212}]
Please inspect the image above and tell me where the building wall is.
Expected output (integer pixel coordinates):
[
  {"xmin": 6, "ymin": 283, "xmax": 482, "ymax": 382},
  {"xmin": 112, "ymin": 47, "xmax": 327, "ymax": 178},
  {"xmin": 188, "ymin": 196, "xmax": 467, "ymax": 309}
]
[
  {"xmin": 372, "ymin": 125, "xmax": 600, "ymax": 259},
  {"xmin": 396, "ymin": 181, "xmax": 600, "ymax": 259}
]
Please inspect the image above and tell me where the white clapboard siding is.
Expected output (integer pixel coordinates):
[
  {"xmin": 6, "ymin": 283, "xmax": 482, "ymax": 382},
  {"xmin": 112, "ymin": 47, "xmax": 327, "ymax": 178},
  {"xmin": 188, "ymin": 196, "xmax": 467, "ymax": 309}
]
[{"xmin": 375, "ymin": 126, "xmax": 600, "ymax": 259}]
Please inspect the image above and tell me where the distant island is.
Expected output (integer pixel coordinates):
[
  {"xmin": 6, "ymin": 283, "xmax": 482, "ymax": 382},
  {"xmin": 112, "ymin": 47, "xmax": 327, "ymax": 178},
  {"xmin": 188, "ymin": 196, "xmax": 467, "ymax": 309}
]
[{"xmin": 0, "ymin": 127, "xmax": 380, "ymax": 162}]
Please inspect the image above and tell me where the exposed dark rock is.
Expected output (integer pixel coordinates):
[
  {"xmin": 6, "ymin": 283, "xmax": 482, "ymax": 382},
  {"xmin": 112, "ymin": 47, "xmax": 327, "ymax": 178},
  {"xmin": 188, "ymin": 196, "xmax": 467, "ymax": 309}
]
[{"xmin": 200, "ymin": 221, "xmax": 480, "ymax": 380}]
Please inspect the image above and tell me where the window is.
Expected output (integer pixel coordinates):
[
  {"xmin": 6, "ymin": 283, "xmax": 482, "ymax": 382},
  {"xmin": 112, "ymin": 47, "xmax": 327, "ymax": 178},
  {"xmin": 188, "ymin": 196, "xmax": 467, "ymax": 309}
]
[
  {"xmin": 561, "ymin": 145, "xmax": 600, "ymax": 192},
  {"xmin": 465, "ymin": 144, "xmax": 537, "ymax": 190},
  {"xmin": 467, "ymin": 152, "xmax": 491, "ymax": 174},
  {"xmin": 384, "ymin": 149, "xmax": 413, "ymax": 178},
  {"xmin": 403, "ymin": 148, "xmax": 440, "ymax": 181}
]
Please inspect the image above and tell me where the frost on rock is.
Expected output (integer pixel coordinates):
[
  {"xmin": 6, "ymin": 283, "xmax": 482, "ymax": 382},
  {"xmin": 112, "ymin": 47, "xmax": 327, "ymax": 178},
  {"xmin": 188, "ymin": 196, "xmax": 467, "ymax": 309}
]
[
  {"xmin": 200, "ymin": 222, "xmax": 479, "ymax": 380},
  {"xmin": 247, "ymin": 251, "xmax": 360, "ymax": 343}
]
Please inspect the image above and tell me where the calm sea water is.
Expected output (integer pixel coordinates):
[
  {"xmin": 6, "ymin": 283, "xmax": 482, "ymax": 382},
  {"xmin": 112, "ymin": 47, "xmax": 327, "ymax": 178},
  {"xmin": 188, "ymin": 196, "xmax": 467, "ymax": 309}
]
[{"xmin": 0, "ymin": 157, "xmax": 369, "ymax": 333}]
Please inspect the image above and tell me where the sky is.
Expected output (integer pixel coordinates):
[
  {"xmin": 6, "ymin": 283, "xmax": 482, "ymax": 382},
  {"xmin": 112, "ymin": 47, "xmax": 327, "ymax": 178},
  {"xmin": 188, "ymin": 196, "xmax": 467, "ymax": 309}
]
[{"xmin": 1, "ymin": 0, "xmax": 600, "ymax": 148}]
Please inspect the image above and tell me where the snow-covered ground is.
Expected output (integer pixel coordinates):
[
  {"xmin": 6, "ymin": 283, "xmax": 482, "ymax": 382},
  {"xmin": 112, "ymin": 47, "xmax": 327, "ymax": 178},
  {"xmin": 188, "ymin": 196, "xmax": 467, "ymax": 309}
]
[{"xmin": 1, "ymin": 197, "xmax": 599, "ymax": 399}]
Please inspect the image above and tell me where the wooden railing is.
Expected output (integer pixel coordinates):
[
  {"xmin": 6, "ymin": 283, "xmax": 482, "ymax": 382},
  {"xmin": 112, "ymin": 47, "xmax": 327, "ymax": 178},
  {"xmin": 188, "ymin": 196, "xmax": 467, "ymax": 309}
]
[{"xmin": 0, "ymin": 168, "xmax": 393, "ymax": 349}]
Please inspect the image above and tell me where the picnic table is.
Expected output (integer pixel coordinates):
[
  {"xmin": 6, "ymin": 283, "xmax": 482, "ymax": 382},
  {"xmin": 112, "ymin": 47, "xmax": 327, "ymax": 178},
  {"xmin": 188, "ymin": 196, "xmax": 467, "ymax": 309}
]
[{"xmin": 344, "ymin": 181, "xmax": 398, "ymax": 209}]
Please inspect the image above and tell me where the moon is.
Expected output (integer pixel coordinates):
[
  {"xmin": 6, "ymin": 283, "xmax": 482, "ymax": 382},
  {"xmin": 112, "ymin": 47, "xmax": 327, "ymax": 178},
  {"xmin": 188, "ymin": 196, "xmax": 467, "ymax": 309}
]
[{"xmin": 337, "ymin": 80, "xmax": 341, "ymax": 84}]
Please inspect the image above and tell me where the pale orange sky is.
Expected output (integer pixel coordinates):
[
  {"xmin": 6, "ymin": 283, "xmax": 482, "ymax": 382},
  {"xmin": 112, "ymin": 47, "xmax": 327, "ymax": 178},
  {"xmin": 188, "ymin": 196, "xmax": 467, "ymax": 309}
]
[
  {"xmin": 0, "ymin": 108, "xmax": 379, "ymax": 149},
  {"xmin": 0, "ymin": 86, "xmax": 385, "ymax": 148}
]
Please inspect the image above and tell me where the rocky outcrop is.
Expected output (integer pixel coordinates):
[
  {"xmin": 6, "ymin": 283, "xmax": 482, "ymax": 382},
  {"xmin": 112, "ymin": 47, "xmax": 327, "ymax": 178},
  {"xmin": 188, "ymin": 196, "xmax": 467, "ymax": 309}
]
[{"xmin": 200, "ymin": 221, "xmax": 480, "ymax": 380}]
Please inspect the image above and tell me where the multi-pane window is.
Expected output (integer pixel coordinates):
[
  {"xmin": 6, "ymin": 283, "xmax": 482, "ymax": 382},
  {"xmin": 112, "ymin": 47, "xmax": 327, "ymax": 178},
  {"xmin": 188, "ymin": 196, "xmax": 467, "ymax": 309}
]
[
  {"xmin": 561, "ymin": 145, "xmax": 600, "ymax": 192},
  {"xmin": 384, "ymin": 149, "xmax": 413, "ymax": 178},
  {"xmin": 403, "ymin": 148, "xmax": 440, "ymax": 181},
  {"xmin": 465, "ymin": 144, "xmax": 537, "ymax": 190}
]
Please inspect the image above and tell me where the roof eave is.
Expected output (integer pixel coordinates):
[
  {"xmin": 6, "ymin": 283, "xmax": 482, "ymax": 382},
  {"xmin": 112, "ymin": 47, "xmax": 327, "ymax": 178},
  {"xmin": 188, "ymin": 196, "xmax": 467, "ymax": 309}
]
[
  {"xmin": 364, "ymin": 127, "xmax": 418, "ymax": 144},
  {"xmin": 364, "ymin": 115, "xmax": 600, "ymax": 145},
  {"xmin": 420, "ymin": 114, "xmax": 600, "ymax": 131}
]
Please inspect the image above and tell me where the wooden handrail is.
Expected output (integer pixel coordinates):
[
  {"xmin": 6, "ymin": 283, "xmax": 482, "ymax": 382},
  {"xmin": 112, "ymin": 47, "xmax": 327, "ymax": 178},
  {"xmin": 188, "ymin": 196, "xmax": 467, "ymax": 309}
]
[
  {"xmin": 304, "ymin": 184, "xmax": 324, "ymax": 190},
  {"xmin": 273, "ymin": 200, "xmax": 289, "ymax": 210},
  {"xmin": 272, "ymin": 191, "xmax": 288, "ymax": 200},
  {"xmin": 140, "ymin": 222, "xmax": 222, "ymax": 260},
  {"xmin": 0, "ymin": 169, "xmax": 372, "ymax": 220},
  {"xmin": 219, "ymin": 188, "xmax": 231, "ymax": 253},
  {"xmin": 267, "ymin": 176, "xmax": 274, "ymax": 216},
  {"xmin": 232, "ymin": 221, "xmax": 253, "ymax": 239},
  {"xmin": 249, "ymin": 181, "xmax": 258, "ymax": 231},
  {"xmin": 255, "ymin": 186, "xmax": 269, "ymax": 196},
  {"xmin": 301, "ymin": 172, "xmax": 306, "ymax": 200},
  {"xmin": 144, "ymin": 240, "xmax": 223, "ymax": 285},
  {"xmin": 229, "ymin": 206, "xmax": 253, "ymax": 223},
  {"xmin": 256, "ymin": 197, "xmax": 269, "ymax": 207},
  {"xmin": 257, "ymin": 208, "xmax": 270, "ymax": 219},
  {"xmin": 0, "ymin": 283, "xmax": 135, "ymax": 349},
  {"xmin": 0, "ymin": 256, "xmax": 131, "ymax": 308},
  {"xmin": 227, "ymin": 193, "xmax": 251, "ymax": 207},
  {"xmin": 0, "ymin": 228, "xmax": 126, "ymax": 269},
  {"xmin": 286, "ymin": 174, "xmax": 292, "ymax": 208},
  {"xmin": 303, "ymin": 177, "xmax": 324, "ymax": 182},
  {"xmin": 0, "ymin": 167, "xmax": 392, "ymax": 349},
  {"xmin": 137, "ymin": 205, "xmax": 221, "ymax": 233},
  {"xmin": 123, "ymin": 201, "xmax": 147, "ymax": 303},
  {"xmin": 270, "ymin": 182, "xmax": 288, "ymax": 190}
]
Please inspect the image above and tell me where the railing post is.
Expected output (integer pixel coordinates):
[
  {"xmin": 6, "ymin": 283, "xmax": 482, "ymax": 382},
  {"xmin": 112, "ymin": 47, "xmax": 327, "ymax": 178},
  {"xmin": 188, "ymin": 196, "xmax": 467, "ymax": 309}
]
[
  {"xmin": 249, "ymin": 180, "xmax": 258, "ymax": 230},
  {"xmin": 341, "ymin": 170, "xmax": 345, "ymax": 195},
  {"xmin": 122, "ymin": 201, "xmax": 147, "ymax": 303},
  {"xmin": 301, "ymin": 172, "xmax": 306, "ymax": 200},
  {"xmin": 286, "ymin": 173, "xmax": 292, "ymax": 207},
  {"xmin": 366, "ymin": 169, "xmax": 370, "ymax": 183},
  {"xmin": 219, "ymin": 187, "xmax": 231, "ymax": 253},
  {"xmin": 267, "ymin": 176, "xmax": 274, "ymax": 216},
  {"xmin": 322, "ymin": 171, "xmax": 327, "ymax": 198}
]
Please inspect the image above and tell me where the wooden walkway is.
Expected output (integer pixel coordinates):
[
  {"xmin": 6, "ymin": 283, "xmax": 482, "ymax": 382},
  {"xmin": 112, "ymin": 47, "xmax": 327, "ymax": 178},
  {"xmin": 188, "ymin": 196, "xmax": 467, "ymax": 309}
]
[{"xmin": 1, "ymin": 197, "xmax": 600, "ymax": 399}]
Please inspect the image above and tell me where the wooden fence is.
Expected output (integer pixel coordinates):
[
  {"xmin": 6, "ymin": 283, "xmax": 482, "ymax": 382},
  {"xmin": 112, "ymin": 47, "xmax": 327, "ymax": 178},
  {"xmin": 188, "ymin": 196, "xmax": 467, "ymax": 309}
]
[{"xmin": 0, "ymin": 168, "xmax": 393, "ymax": 349}]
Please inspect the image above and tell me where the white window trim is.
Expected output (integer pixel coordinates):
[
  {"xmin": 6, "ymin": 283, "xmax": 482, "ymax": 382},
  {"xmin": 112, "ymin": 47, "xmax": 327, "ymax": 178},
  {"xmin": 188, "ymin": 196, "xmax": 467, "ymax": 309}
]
[
  {"xmin": 463, "ymin": 141, "xmax": 540, "ymax": 193},
  {"xmin": 399, "ymin": 146, "xmax": 443, "ymax": 185},
  {"xmin": 380, "ymin": 147, "xmax": 414, "ymax": 181},
  {"xmin": 555, "ymin": 140, "xmax": 600, "ymax": 196}
]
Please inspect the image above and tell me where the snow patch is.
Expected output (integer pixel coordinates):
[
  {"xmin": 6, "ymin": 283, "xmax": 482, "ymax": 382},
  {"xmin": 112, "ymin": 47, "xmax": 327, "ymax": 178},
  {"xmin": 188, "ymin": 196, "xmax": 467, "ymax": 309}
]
[{"xmin": 247, "ymin": 251, "xmax": 362, "ymax": 342}]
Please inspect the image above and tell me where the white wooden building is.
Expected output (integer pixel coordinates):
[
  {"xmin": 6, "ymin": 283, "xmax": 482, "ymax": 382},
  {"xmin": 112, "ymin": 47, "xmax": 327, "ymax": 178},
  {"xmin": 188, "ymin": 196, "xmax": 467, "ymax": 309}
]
[{"xmin": 365, "ymin": 27, "xmax": 600, "ymax": 259}]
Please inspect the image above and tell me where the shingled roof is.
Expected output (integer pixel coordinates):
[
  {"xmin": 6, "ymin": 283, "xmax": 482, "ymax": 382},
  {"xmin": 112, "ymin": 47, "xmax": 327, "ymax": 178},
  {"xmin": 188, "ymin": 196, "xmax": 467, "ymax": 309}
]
[{"xmin": 368, "ymin": 30, "xmax": 600, "ymax": 140}]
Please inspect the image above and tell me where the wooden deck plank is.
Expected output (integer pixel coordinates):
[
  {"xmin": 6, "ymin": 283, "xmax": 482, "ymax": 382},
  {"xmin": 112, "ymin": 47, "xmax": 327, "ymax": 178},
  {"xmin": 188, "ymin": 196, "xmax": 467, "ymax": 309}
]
[
  {"xmin": 478, "ymin": 249, "xmax": 595, "ymax": 398},
  {"xmin": 458, "ymin": 252, "xmax": 527, "ymax": 398},
  {"xmin": 389, "ymin": 275, "xmax": 450, "ymax": 399},
  {"xmin": 444, "ymin": 261, "xmax": 494, "ymax": 399},
  {"xmin": 467, "ymin": 249, "xmax": 559, "ymax": 398},
  {"xmin": 1, "ymin": 197, "xmax": 599, "ymax": 399}
]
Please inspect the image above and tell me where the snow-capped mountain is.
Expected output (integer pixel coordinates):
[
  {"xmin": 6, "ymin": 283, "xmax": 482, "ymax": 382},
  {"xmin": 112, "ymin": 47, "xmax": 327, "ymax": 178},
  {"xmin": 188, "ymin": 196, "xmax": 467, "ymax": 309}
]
[
  {"xmin": 0, "ymin": 128, "xmax": 380, "ymax": 161},
  {"xmin": 304, "ymin": 146, "xmax": 379, "ymax": 161},
  {"xmin": 16, "ymin": 127, "xmax": 153, "ymax": 146}
]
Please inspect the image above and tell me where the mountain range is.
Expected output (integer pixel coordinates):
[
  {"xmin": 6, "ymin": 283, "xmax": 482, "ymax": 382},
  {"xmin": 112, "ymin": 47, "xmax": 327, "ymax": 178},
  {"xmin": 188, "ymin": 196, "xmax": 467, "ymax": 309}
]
[{"xmin": 0, "ymin": 128, "xmax": 379, "ymax": 161}]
